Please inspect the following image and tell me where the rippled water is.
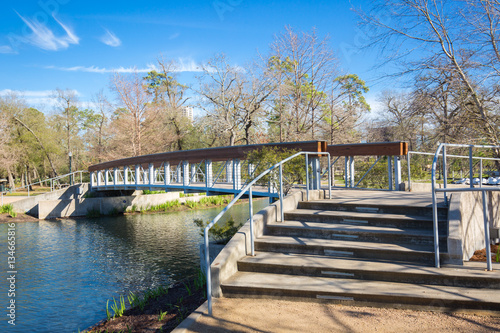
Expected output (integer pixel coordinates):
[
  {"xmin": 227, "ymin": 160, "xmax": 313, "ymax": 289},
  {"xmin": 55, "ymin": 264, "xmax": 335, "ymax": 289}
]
[{"xmin": 0, "ymin": 199, "xmax": 269, "ymax": 333}]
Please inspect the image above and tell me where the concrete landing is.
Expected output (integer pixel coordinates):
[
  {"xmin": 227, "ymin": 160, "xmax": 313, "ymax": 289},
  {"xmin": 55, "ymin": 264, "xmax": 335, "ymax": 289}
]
[{"xmin": 178, "ymin": 298, "xmax": 500, "ymax": 333}]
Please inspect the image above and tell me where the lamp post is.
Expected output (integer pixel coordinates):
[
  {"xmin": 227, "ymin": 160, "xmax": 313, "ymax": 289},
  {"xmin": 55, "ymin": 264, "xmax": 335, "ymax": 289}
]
[{"xmin": 69, "ymin": 151, "xmax": 73, "ymax": 186}]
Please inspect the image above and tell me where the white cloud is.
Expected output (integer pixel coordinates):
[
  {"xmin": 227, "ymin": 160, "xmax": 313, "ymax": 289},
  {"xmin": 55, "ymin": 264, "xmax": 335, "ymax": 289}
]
[
  {"xmin": 16, "ymin": 12, "xmax": 79, "ymax": 51},
  {"xmin": 44, "ymin": 64, "xmax": 158, "ymax": 73},
  {"xmin": 45, "ymin": 58, "xmax": 204, "ymax": 74},
  {"xmin": 0, "ymin": 45, "xmax": 16, "ymax": 54},
  {"xmin": 169, "ymin": 32, "xmax": 180, "ymax": 40},
  {"xmin": 0, "ymin": 89, "xmax": 80, "ymax": 107},
  {"xmin": 100, "ymin": 29, "xmax": 121, "ymax": 47}
]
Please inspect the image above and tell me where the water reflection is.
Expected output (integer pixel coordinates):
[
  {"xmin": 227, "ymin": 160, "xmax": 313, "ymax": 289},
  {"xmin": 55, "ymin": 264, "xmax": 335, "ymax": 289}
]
[{"xmin": 0, "ymin": 199, "xmax": 269, "ymax": 333}]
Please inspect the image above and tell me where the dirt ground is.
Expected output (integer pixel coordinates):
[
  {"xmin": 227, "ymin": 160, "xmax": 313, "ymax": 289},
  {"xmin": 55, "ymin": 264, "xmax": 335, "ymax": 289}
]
[
  {"xmin": 186, "ymin": 298, "xmax": 500, "ymax": 333},
  {"xmin": 0, "ymin": 212, "xmax": 38, "ymax": 223}
]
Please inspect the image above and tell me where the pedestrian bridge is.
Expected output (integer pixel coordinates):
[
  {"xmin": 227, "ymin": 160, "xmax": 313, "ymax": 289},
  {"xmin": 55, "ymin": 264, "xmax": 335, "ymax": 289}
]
[{"xmin": 88, "ymin": 140, "xmax": 408, "ymax": 197}]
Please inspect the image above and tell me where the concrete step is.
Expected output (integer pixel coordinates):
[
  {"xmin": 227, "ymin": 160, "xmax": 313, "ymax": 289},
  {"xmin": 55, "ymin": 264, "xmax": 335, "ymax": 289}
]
[
  {"xmin": 284, "ymin": 209, "xmax": 448, "ymax": 233},
  {"xmin": 254, "ymin": 235, "xmax": 441, "ymax": 264},
  {"xmin": 237, "ymin": 252, "xmax": 500, "ymax": 288},
  {"xmin": 221, "ymin": 272, "xmax": 500, "ymax": 312},
  {"xmin": 266, "ymin": 220, "xmax": 446, "ymax": 246},
  {"xmin": 299, "ymin": 200, "xmax": 448, "ymax": 219}
]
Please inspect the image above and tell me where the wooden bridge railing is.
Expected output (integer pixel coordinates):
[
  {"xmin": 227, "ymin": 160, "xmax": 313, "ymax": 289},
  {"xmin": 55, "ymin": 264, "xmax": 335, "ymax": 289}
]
[{"xmin": 88, "ymin": 141, "xmax": 408, "ymax": 193}]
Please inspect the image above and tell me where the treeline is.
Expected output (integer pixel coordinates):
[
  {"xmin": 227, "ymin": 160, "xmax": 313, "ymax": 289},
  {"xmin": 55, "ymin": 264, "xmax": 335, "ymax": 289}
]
[
  {"xmin": 0, "ymin": 27, "xmax": 372, "ymax": 188},
  {"xmin": 3, "ymin": 1, "xmax": 500, "ymax": 189}
]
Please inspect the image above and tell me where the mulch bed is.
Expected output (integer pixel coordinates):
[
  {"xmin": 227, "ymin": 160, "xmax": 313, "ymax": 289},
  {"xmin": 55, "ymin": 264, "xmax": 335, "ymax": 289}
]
[
  {"xmin": 85, "ymin": 278, "xmax": 206, "ymax": 333},
  {"xmin": 469, "ymin": 243, "xmax": 500, "ymax": 262}
]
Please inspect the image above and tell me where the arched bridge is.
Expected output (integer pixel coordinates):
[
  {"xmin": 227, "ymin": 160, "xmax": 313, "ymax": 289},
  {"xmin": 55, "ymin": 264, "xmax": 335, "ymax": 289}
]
[{"xmin": 88, "ymin": 141, "xmax": 408, "ymax": 197}]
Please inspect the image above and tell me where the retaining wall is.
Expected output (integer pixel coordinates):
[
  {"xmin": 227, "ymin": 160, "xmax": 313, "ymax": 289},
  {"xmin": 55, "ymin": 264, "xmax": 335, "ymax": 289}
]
[
  {"xmin": 448, "ymin": 191, "xmax": 500, "ymax": 262},
  {"xmin": 11, "ymin": 184, "xmax": 90, "ymax": 215},
  {"xmin": 37, "ymin": 192, "xmax": 205, "ymax": 219}
]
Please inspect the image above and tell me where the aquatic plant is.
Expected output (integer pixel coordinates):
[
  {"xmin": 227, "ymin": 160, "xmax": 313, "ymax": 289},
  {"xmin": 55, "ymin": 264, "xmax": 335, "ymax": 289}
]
[
  {"xmin": 110, "ymin": 295, "xmax": 126, "ymax": 318},
  {"xmin": 194, "ymin": 269, "xmax": 206, "ymax": 291},
  {"xmin": 158, "ymin": 310, "xmax": 168, "ymax": 321},
  {"xmin": 86, "ymin": 208, "xmax": 101, "ymax": 218},
  {"xmin": 184, "ymin": 200, "xmax": 199, "ymax": 209},
  {"xmin": 183, "ymin": 282, "xmax": 192, "ymax": 296}
]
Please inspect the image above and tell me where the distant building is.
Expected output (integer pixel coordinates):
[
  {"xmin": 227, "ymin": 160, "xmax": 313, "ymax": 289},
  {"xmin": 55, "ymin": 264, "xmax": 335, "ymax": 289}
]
[{"xmin": 181, "ymin": 106, "xmax": 194, "ymax": 122}]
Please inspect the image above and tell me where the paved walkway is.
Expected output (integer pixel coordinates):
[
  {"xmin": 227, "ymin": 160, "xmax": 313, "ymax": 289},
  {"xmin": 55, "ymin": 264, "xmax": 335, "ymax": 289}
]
[
  {"xmin": 1, "ymin": 195, "xmax": 29, "ymax": 204},
  {"xmin": 181, "ymin": 298, "xmax": 500, "ymax": 333}
]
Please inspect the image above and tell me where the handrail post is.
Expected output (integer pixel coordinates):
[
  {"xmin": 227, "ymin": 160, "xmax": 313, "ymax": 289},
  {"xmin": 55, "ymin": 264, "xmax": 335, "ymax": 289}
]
[
  {"xmin": 482, "ymin": 190, "xmax": 492, "ymax": 271},
  {"xmin": 204, "ymin": 227, "xmax": 212, "ymax": 316},
  {"xmin": 431, "ymin": 144, "xmax": 442, "ymax": 268},
  {"xmin": 305, "ymin": 154, "xmax": 309, "ymax": 201},
  {"xmin": 469, "ymin": 146, "xmax": 474, "ymax": 189},
  {"xmin": 442, "ymin": 146, "xmax": 448, "ymax": 205},
  {"xmin": 249, "ymin": 186, "xmax": 255, "ymax": 256},
  {"xmin": 279, "ymin": 163, "xmax": 284, "ymax": 222},
  {"xmin": 480, "ymin": 159, "xmax": 483, "ymax": 188},
  {"xmin": 407, "ymin": 151, "xmax": 411, "ymax": 192},
  {"xmin": 388, "ymin": 156, "xmax": 393, "ymax": 191},
  {"xmin": 327, "ymin": 154, "xmax": 332, "ymax": 199}
]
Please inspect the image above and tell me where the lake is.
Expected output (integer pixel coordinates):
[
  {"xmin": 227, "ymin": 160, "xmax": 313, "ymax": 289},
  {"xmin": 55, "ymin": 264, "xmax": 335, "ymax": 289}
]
[{"xmin": 0, "ymin": 198, "xmax": 269, "ymax": 333}]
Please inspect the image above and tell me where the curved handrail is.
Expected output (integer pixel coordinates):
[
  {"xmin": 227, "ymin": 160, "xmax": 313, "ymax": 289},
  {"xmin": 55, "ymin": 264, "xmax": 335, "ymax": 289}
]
[{"xmin": 204, "ymin": 151, "xmax": 331, "ymax": 315}]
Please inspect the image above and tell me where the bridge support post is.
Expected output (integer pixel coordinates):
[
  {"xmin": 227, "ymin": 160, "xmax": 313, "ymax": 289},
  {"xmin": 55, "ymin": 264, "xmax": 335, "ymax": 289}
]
[
  {"xmin": 105, "ymin": 169, "xmax": 109, "ymax": 188},
  {"xmin": 191, "ymin": 164, "xmax": 197, "ymax": 184},
  {"xmin": 233, "ymin": 159, "xmax": 241, "ymax": 190},
  {"xmin": 205, "ymin": 160, "xmax": 212, "ymax": 190},
  {"xmin": 148, "ymin": 163, "xmax": 154, "ymax": 190},
  {"xmin": 113, "ymin": 167, "xmax": 118, "ymax": 189},
  {"xmin": 311, "ymin": 156, "xmax": 321, "ymax": 190},
  {"xmin": 96, "ymin": 171, "xmax": 102, "ymax": 188},
  {"xmin": 344, "ymin": 157, "xmax": 354, "ymax": 188},
  {"xmin": 176, "ymin": 163, "xmax": 182, "ymax": 184},
  {"xmin": 135, "ymin": 165, "xmax": 140, "ymax": 187},
  {"xmin": 164, "ymin": 162, "xmax": 171, "ymax": 186},
  {"xmin": 226, "ymin": 160, "xmax": 233, "ymax": 183},
  {"xmin": 394, "ymin": 156, "xmax": 402, "ymax": 191},
  {"xmin": 388, "ymin": 157, "xmax": 393, "ymax": 191},
  {"xmin": 183, "ymin": 161, "xmax": 190, "ymax": 187},
  {"xmin": 124, "ymin": 166, "xmax": 129, "ymax": 186}
]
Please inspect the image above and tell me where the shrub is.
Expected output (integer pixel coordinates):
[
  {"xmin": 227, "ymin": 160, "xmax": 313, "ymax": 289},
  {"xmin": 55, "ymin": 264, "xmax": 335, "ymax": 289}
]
[
  {"xmin": 245, "ymin": 147, "xmax": 303, "ymax": 195},
  {"xmin": 193, "ymin": 217, "xmax": 242, "ymax": 244},
  {"xmin": 0, "ymin": 204, "xmax": 16, "ymax": 218}
]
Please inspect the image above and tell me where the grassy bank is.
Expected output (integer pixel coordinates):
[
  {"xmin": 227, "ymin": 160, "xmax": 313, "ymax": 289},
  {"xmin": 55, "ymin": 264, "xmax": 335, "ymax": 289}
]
[{"xmin": 128, "ymin": 195, "xmax": 235, "ymax": 214}]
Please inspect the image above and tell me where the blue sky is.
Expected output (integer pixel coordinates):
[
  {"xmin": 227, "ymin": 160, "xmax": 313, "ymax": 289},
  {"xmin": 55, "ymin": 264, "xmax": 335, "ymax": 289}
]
[{"xmin": 0, "ymin": 0, "xmax": 390, "ymax": 114}]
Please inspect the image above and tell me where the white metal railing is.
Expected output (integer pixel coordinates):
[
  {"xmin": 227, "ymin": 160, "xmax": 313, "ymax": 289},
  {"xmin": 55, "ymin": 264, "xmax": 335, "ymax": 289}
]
[
  {"xmin": 204, "ymin": 151, "xmax": 331, "ymax": 316},
  {"xmin": 407, "ymin": 150, "xmax": 500, "ymax": 192},
  {"xmin": 431, "ymin": 143, "xmax": 500, "ymax": 271},
  {"xmin": 1, "ymin": 170, "xmax": 87, "ymax": 206}
]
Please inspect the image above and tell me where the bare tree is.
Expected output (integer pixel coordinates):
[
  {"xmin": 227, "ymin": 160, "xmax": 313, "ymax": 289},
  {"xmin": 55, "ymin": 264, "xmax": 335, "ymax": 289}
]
[
  {"xmin": 110, "ymin": 72, "xmax": 158, "ymax": 157},
  {"xmin": 358, "ymin": 0, "xmax": 500, "ymax": 153},
  {"xmin": 268, "ymin": 26, "xmax": 338, "ymax": 141},
  {"xmin": 145, "ymin": 57, "xmax": 191, "ymax": 150},
  {"xmin": 197, "ymin": 53, "xmax": 242, "ymax": 146}
]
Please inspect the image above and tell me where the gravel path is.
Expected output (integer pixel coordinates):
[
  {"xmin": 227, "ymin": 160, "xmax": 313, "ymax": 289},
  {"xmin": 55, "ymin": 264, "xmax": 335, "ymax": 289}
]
[{"xmin": 186, "ymin": 298, "xmax": 500, "ymax": 332}]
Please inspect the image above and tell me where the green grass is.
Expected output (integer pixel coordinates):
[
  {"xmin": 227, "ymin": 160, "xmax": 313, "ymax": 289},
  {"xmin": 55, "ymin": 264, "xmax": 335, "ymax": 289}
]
[
  {"xmin": 0, "ymin": 204, "xmax": 17, "ymax": 217},
  {"xmin": 142, "ymin": 190, "xmax": 165, "ymax": 195},
  {"xmin": 133, "ymin": 195, "xmax": 235, "ymax": 214}
]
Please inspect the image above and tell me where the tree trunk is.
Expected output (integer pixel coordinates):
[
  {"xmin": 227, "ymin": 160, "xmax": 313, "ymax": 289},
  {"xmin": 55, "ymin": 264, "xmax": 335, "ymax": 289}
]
[{"xmin": 13, "ymin": 117, "xmax": 59, "ymax": 177}]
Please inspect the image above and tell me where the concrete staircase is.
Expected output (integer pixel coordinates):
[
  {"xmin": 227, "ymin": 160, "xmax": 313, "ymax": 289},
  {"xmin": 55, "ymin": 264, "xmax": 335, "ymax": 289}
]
[{"xmin": 220, "ymin": 194, "xmax": 500, "ymax": 312}]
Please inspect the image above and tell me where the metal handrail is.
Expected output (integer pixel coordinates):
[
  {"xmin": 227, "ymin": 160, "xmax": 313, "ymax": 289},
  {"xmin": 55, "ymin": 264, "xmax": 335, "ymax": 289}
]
[
  {"xmin": 431, "ymin": 143, "xmax": 500, "ymax": 271},
  {"xmin": 7, "ymin": 170, "xmax": 87, "ymax": 196},
  {"xmin": 407, "ymin": 150, "xmax": 500, "ymax": 191},
  {"xmin": 204, "ymin": 151, "xmax": 331, "ymax": 315}
]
